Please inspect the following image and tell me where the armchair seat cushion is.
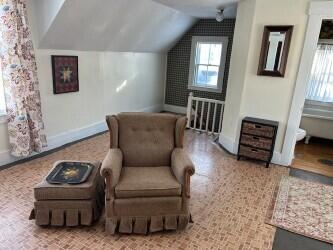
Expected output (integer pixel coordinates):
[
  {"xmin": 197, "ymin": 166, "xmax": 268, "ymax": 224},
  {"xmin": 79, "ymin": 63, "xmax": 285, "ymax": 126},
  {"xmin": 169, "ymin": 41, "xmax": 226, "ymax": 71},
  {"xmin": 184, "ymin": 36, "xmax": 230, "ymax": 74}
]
[{"xmin": 115, "ymin": 167, "xmax": 181, "ymax": 198}]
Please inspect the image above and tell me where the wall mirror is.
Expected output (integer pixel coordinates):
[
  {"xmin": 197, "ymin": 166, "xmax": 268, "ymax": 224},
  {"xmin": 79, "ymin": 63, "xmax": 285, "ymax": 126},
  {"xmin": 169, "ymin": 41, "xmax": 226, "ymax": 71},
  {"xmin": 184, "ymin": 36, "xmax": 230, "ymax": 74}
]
[{"xmin": 257, "ymin": 26, "xmax": 293, "ymax": 77}]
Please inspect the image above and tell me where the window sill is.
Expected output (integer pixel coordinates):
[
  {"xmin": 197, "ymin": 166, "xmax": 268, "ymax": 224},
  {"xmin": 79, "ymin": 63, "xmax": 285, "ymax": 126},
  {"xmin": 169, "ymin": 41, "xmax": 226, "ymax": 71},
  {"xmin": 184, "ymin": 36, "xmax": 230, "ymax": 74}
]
[
  {"xmin": 188, "ymin": 85, "xmax": 222, "ymax": 93},
  {"xmin": 305, "ymin": 99, "xmax": 333, "ymax": 108},
  {"xmin": 303, "ymin": 100, "xmax": 333, "ymax": 120},
  {"xmin": 302, "ymin": 113, "xmax": 333, "ymax": 121}
]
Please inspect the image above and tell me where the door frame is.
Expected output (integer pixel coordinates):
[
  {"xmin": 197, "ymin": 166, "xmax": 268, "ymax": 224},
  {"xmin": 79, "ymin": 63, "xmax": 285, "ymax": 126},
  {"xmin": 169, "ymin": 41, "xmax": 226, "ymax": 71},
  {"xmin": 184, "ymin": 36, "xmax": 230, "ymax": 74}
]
[{"xmin": 281, "ymin": 1, "xmax": 333, "ymax": 165}]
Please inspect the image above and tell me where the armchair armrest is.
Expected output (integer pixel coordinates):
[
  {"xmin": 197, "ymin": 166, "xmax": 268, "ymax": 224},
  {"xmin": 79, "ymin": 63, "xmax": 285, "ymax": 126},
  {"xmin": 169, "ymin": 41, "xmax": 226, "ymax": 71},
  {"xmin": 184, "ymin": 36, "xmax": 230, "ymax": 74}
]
[
  {"xmin": 100, "ymin": 149, "xmax": 123, "ymax": 200},
  {"xmin": 171, "ymin": 148, "xmax": 195, "ymax": 198}
]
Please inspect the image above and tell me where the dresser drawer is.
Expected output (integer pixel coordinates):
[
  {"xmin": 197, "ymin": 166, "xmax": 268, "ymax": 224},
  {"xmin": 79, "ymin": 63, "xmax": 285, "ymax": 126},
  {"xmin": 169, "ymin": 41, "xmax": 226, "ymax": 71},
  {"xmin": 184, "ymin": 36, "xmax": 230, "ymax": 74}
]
[
  {"xmin": 239, "ymin": 145, "xmax": 270, "ymax": 162},
  {"xmin": 242, "ymin": 122, "xmax": 274, "ymax": 138},
  {"xmin": 240, "ymin": 134, "xmax": 273, "ymax": 150}
]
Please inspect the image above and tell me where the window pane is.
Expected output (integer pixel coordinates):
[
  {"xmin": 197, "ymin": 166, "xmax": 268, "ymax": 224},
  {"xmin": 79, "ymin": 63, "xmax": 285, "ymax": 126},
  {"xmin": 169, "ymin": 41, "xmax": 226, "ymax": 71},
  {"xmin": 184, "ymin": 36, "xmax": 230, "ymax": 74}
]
[
  {"xmin": 207, "ymin": 66, "xmax": 219, "ymax": 87},
  {"xmin": 209, "ymin": 44, "xmax": 222, "ymax": 65},
  {"xmin": 195, "ymin": 65, "xmax": 208, "ymax": 85},
  {"xmin": 190, "ymin": 37, "xmax": 226, "ymax": 91},
  {"xmin": 306, "ymin": 44, "xmax": 333, "ymax": 102},
  {"xmin": 196, "ymin": 43, "xmax": 210, "ymax": 65}
]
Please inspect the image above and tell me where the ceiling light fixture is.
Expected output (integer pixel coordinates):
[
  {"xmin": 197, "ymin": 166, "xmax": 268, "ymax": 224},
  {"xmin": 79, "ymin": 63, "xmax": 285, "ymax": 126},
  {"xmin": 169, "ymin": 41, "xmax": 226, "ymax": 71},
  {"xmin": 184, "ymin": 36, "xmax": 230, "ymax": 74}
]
[{"xmin": 216, "ymin": 9, "xmax": 224, "ymax": 22}]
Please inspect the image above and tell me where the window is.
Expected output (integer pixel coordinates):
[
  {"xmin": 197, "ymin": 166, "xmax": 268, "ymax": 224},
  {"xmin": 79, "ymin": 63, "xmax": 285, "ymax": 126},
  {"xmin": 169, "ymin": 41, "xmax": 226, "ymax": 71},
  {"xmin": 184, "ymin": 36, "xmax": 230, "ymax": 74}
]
[
  {"xmin": 306, "ymin": 43, "xmax": 333, "ymax": 104},
  {"xmin": 188, "ymin": 36, "xmax": 228, "ymax": 93},
  {"xmin": 0, "ymin": 65, "xmax": 5, "ymax": 116}
]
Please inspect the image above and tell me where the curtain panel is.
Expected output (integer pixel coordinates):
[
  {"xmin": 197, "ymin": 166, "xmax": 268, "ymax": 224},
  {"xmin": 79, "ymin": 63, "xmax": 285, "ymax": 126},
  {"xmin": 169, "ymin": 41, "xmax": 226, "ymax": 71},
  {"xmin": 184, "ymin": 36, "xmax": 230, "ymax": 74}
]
[
  {"xmin": 306, "ymin": 44, "xmax": 333, "ymax": 103},
  {"xmin": 0, "ymin": 0, "xmax": 46, "ymax": 157}
]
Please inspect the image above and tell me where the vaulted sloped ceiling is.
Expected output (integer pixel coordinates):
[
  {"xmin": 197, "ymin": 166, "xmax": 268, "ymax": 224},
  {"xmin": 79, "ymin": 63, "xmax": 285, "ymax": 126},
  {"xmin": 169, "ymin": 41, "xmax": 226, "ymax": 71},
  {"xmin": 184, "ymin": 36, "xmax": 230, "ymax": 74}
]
[
  {"xmin": 31, "ymin": 0, "xmax": 197, "ymax": 53},
  {"xmin": 31, "ymin": 0, "xmax": 238, "ymax": 53}
]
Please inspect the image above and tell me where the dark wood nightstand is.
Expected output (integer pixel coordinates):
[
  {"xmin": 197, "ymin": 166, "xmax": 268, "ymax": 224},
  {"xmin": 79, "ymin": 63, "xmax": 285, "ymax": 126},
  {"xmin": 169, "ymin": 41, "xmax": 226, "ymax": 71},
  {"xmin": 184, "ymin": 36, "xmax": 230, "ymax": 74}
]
[{"xmin": 237, "ymin": 117, "xmax": 278, "ymax": 167}]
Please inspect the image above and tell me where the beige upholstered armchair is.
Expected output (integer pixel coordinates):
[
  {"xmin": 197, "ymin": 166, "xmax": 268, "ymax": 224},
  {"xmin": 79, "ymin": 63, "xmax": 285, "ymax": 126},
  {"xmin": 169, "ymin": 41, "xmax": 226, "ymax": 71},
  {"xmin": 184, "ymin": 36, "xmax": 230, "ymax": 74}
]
[{"xmin": 100, "ymin": 113, "xmax": 195, "ymax": 234}]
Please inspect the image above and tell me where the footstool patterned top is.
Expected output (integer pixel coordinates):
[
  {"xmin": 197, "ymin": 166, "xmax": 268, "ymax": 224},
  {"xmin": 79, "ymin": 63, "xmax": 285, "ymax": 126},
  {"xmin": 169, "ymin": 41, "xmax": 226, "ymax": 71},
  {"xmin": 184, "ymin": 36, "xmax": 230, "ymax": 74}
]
[{"xmin": 34, "ymin": 160, "xmax": 102, "ymax": 200}]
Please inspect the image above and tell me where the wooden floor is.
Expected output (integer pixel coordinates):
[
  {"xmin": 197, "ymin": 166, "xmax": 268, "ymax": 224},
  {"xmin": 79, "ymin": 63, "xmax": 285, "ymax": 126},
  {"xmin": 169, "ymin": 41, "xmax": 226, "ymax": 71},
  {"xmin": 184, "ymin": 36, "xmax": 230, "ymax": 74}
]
[{"xmin": 292, "ymin": 137, "xmax": 333, "ymax": 178}]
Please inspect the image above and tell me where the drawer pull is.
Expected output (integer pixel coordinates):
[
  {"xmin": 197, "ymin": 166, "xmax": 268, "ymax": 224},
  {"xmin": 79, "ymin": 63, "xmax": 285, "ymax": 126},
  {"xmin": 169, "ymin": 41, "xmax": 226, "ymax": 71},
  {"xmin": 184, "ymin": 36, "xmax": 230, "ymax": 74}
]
[
  {"xmin": 239, "ymin": 145, "xmax": 270, "ymax": 162},
  {"xmin": 243, "ymin": 122, "xmax": 274, "ymax": 138},
  {"xmin": 253, "ymin": 136, "xmax": 260, "ymax": 140}
]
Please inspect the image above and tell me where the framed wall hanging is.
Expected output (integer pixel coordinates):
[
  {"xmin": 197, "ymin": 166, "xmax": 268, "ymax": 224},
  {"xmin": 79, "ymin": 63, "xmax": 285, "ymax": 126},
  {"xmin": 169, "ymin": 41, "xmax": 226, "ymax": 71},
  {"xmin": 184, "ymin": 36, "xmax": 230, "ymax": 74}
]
[
  {"xmin": 257, "ymin": 26, "xmax": 293, "ymax": 77},
  {"xmin": 52, "ymin": 55, "xmax": 79, "ymax": 94}
]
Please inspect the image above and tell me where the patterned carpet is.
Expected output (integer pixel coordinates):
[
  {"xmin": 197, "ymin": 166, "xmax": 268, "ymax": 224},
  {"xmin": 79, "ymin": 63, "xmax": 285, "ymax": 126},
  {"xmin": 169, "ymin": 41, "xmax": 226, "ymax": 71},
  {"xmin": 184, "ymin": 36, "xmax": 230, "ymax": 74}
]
[
  {"xmin": 266, "ymin": 176, "xmax": 333, "ymax": 244},
  {"xmin": 0, "ymin": 131, "xmax": 289, "ymax": 250}
]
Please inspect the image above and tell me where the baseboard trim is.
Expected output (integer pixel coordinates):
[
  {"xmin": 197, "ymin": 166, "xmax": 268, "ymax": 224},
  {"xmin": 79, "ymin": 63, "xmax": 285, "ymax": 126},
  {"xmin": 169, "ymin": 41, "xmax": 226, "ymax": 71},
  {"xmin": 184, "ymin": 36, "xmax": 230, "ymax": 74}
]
[
  {"xmin": 219, "ymin": 134, "xmax": 238, "ymax": 154},
  {"xmin": 0, "ymin": 103, "xmax": 164, "ymax": 168},
  {"xmin": 46, "ymin": 120, "xmax": 107, "ymax": 151},
  {"xmin": 271, "ymin": 151, "xmax": 283, "ymax": 165},
  {"xmin": 0, "ymin": 131, "xmax": 107, "ymax": 171},
  {"xmin": 0, "ymin": 150, "xmax": 16, "ymax": 168},
  {"xmin": 218, "ymin": 133, "xmax": 285, "ymax": 166},
  {"xmin": 0, "ymin": 120, "xmax": 108, "ymax": 168},
  {"xmin": 163, "ymin": 104, "xmax": 187, "ymax": 114},
  {"xmin": 140, "ymin": 103, "xmax": 164, "ymax": 113}
]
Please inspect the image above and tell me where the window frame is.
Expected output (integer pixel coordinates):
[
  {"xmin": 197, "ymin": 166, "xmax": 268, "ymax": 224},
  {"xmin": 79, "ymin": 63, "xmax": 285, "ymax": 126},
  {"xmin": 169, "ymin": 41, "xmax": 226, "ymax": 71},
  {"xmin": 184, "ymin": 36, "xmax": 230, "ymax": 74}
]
[
  {"xmin": 0, "ymin": 66, "xmax": 6, "ymax": 119},
  {"xmin": 188, "ymin": 36, "xmax": 228, "ymax": 93}
]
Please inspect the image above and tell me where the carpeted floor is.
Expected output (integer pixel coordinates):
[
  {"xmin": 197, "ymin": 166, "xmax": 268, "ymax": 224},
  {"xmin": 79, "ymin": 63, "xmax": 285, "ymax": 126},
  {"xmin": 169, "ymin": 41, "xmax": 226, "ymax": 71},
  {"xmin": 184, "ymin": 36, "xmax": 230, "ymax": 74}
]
[
  {"xmin": 0, "ymin": 131, "xmax": 289, "ymax": 250},
  {"xmin": 267, "ymin": 176, "xmax": 333, "ymax": 244},
  {"xmin": 273, "ymin": 169, "xmax": 333, "ymax": 250}
]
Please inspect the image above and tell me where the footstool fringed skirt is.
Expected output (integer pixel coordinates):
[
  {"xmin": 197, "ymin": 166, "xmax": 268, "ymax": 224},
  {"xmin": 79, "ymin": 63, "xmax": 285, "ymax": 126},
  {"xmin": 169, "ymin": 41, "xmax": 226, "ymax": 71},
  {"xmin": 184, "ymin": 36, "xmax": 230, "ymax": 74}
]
[{"xmin": 30, "ymin": 197, "xmax": 104, "ymax": 226}]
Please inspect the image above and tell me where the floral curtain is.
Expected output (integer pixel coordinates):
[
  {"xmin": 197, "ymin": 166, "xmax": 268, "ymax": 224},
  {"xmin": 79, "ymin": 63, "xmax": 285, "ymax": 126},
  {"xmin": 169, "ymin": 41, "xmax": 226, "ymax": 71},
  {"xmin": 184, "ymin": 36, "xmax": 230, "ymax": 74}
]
[{"xmin": 0, "ymin": 0, "xmax": 46, "ymax": 157}]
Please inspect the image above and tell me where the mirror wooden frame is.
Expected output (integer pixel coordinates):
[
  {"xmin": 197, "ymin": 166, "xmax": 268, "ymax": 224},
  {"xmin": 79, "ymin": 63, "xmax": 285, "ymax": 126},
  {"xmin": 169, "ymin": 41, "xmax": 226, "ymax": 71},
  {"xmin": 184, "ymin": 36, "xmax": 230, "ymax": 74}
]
[{"xmin": 257, "ymin": 25, "xmax": 293, "ymax": 77}]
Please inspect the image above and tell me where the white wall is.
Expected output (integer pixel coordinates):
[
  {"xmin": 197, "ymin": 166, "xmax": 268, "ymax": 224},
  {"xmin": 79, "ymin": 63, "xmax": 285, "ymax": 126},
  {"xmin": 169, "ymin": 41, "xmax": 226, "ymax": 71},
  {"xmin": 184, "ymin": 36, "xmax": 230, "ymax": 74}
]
[
  {"xmin": 102, "ymin": 52, "xmax": 166, "ymax": 115},
  {"xmin": 0, "ymin": 3, "xmax": 167, "ymax": 166},
  {"xmin": 220, "ymin": 0, "xmax": 325, "ymax": 164},
  {"xmin": 0, "ymin": 49, "xmax": 167, "ymax": 165},
  {"xmin": 219, "ymin": 0, "xmax": 257, "ymax": 153},
  {"xmin": 38, "ymin": 50, "xmax": 104, "ymax": 137}
]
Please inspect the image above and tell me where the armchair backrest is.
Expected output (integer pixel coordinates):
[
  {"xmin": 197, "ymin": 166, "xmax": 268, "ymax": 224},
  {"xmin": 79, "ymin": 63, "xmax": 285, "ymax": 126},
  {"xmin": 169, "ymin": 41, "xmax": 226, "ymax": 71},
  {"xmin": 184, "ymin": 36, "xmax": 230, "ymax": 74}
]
[{"xmin": 106, "ymin": 113, "xmax": 187, "ymax": 167}]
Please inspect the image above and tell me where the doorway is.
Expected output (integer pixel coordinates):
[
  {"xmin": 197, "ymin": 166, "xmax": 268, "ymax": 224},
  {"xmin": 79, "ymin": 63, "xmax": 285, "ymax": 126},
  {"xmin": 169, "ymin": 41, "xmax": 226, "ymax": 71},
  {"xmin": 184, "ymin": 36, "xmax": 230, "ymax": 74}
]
[
  {"xmin": 291, "ymin": 19, "xmax": 333, "ymax": 177},
  {"xmin": 281, "ymin": 1, "xmax": 333, "ymax": 169}
]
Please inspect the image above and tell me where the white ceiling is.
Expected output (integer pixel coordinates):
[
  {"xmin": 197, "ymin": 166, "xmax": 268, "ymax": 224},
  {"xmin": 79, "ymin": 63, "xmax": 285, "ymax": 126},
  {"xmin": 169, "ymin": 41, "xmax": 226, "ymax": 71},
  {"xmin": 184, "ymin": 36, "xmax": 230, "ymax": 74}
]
[
  {"xmin": 152, "ymin": 0, "xmax": 239, "ymax": 18},
  {"xmin": 30, "ymin": 0, "xmax": 238, "ymax": 53}
]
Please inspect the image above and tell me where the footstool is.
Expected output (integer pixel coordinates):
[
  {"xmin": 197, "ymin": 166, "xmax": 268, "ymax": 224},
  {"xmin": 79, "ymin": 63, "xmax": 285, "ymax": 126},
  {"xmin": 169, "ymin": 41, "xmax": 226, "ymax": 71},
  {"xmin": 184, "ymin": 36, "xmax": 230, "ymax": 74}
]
[{"xmin": 30, "ymin": 161, "xmax": 104, "ymax": 226}]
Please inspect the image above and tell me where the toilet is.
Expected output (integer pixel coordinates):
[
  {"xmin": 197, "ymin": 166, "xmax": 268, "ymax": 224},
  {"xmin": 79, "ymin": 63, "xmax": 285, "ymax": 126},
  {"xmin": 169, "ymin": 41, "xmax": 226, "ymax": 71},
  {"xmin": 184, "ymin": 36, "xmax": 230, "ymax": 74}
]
[{"xmin": 296, "ymin": 128, "xmax": 307, "ymax": 142}]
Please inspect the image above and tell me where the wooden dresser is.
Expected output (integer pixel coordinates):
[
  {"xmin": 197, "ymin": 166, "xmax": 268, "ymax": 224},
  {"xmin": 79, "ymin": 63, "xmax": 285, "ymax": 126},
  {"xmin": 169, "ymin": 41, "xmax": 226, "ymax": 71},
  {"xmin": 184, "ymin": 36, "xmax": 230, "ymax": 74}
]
[{"xmin": 237, "ymin": 117, "xmax": 278, "ymax": 167}]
